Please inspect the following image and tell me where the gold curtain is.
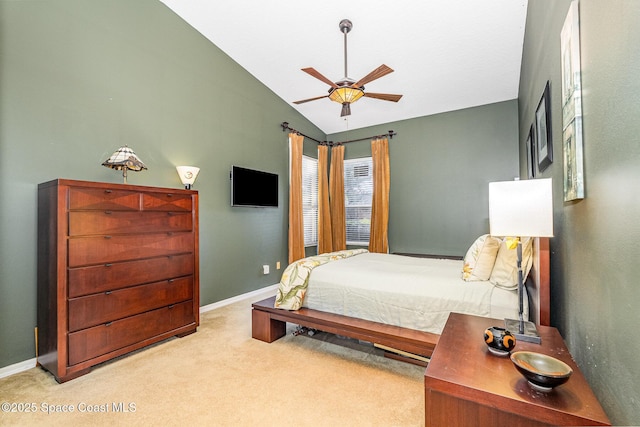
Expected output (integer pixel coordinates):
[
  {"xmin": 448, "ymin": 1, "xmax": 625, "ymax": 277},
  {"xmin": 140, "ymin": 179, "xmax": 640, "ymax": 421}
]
[
  {"xmin": 329, "ymin": 145, "xmax": 346, "ymax": 251},
  {"xmin": 288, "ymin": 133, "xmax": 305, "ymax": 263},
  {"xmin": 317, "ymin": 145, "xmax": 333, "ymax": 254},
  {"xmin": 368, "ymin": 138, "xmax": 390, "ymax": 253}
]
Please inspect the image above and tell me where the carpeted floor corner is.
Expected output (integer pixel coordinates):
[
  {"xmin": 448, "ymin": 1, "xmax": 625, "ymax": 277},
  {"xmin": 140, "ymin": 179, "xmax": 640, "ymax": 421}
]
[{"xmin": 0, "ymin": 297, "xmax": 425, "ymax": 426}]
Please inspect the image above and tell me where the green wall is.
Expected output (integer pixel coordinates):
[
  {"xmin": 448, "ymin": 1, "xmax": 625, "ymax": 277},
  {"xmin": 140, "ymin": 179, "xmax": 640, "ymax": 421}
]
[
  {"xmin": 329, "ymin": 100, "xmax": 519, "ymax": 256},
  {"xmin": 519, "ymin": 1, "xmax": 640, "ymax": 424},
  {"xmin": 0, "ymin": 0, "xmax": 323, "ymax": 368}
]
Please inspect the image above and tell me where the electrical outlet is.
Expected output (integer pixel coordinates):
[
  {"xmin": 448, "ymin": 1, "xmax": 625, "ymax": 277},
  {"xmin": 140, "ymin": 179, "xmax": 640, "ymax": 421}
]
[
  {"xmin": 262, "ymin": 264, "xmax": 269, "ymax": 275},
  {"xmin": 276, "ymin": 261, "xmax": 281, "ymax": 270}
]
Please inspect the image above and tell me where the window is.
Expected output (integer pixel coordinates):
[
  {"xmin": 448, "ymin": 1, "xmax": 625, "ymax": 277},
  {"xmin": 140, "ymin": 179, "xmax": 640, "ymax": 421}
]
[
  {"xmin": 299, "ymin": 155, "xmax": 372, "ymax": 247},
  {"xmin": 302, "ymin": 155, "xmax": 318, "ymax": 247},
  {"xmin": 344, "ymin": 157, "xmax": 373, "ymax": 245}
]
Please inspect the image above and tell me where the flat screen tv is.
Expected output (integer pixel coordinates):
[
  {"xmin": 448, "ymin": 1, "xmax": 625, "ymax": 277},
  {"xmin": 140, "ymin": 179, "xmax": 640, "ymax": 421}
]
[{"xmin": 231, "ymin": 165, "xmax": 279, "ymax": 207}]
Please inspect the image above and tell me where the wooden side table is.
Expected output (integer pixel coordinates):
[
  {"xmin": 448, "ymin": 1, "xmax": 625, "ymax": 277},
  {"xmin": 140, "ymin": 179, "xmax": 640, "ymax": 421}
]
[{"xmin": 424, "ymin": 313, "xmax": 610, "ymax": 426}]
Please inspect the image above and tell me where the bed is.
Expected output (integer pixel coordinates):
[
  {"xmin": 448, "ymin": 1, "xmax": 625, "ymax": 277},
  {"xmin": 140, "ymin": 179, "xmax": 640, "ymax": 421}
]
[{"xmin": 252, "ymin": 236, "xmax": 550, "ymax": 363}]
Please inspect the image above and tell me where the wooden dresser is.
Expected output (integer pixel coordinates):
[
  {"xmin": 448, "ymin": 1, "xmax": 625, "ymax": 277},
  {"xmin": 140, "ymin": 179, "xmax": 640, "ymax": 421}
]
[{"xmin": 37, "ymin": 179, "xmax": 199, "ymax": 382}]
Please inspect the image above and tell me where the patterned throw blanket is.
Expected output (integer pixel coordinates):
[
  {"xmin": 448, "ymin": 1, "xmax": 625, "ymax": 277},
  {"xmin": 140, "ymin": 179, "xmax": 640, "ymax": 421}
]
[{"xmin": 274, "ymin": 249, "xmax": 368, "ymax": 310}]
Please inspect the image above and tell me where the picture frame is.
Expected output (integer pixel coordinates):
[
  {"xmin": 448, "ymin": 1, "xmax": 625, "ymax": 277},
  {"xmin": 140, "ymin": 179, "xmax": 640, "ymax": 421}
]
[
  {"xmin": 535, "ymin": 81, "xmax": 553, "ymax": 172},
  {"xmin": 526, "ymin": 124, "xmax": 536, "ymax": 179},
  {"xmin": 561, "ymin": 0, "xmax": 585, "ymax": 201}
]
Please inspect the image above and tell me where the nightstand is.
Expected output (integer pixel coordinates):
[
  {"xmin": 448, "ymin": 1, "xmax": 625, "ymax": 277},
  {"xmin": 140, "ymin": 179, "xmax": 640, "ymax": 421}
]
[{"xmin": 424, "ymin": 313, "xmax": 610, "ymax": 426}]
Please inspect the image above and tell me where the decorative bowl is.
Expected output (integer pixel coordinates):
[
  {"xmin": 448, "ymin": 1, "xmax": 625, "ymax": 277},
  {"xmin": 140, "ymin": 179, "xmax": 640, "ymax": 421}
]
[
  {"xmin": 510, "ymin": 351, "xmax": 573, "ymax": 392},
  {"xmin": 484, "ymin": 326, "xmax": 516, "ymax": 356}
]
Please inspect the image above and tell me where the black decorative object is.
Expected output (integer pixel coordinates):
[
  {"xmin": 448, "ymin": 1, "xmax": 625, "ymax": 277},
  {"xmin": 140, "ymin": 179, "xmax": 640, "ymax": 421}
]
[
  {"xmin": 484, "ymin": 326, "xmax": 516, "ymax": 356},
  {"xmin": 511, "ymin": 351, "xmax": 573, "ymax": 392}
]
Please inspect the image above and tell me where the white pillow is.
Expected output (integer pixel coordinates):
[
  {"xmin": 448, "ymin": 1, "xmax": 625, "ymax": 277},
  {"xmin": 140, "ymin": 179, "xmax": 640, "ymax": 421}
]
[
  {"xmin": 489, "ymin": 237, "xmax": 533, "ymax": 290},
  {"xmin": 462, "ymin": 234, "xmax": 501, "ymax": 281}
]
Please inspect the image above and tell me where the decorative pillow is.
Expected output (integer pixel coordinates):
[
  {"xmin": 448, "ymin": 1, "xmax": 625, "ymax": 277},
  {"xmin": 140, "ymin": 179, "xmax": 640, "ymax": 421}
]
[
  {"xmin": 489, "ymin": 237, "xmax": 533, "ymax": 290},
  {"xmin": 462, "ymin": 234, "xmax": 501, "ymax": 281}
]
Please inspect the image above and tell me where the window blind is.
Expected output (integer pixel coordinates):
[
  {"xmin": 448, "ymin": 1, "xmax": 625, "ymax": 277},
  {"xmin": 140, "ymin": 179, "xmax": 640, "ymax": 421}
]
[
  {"xmin": 344, "ymin": 157, "xmax": 373, "ymax": 245},
  {"xmin": 302, "ymin": 155, "xmax": 318, "ymax": 247}
]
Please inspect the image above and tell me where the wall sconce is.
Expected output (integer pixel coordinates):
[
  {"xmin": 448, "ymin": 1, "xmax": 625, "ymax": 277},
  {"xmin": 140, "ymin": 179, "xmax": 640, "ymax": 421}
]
[
  {"xmin": 176, "ymin": 166, "xmax": 200, "ymax": 189},
  {"xmin": 102, "ymin": 145, "xmax": 147, "ymax": 184}
]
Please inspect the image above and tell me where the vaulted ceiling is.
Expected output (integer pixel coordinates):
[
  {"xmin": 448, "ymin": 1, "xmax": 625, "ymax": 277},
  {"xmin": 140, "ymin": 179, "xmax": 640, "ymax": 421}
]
[{"xmin": 159, "ymin": 0, "xmax": 528, "ymax": 135}]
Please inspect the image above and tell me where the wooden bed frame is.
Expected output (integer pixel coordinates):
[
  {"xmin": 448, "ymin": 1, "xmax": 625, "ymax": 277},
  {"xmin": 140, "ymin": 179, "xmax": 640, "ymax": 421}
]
[{"xmin": 252, "ymin": 238, "xmax": 550, "ymax": 362}]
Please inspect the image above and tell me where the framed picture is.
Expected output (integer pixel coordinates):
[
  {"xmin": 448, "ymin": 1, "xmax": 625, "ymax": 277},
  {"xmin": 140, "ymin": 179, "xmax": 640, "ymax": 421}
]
[
  {"xmin": 535, "ymin": 81, "xmax": 553, "ymax": 172},
  {"xmin": 561, "ymin": 0, "xmax": 585, "ymax": 201},
  {"xmin": 526, "ymin": 124, "xmax": 536, "ymax": 179}
]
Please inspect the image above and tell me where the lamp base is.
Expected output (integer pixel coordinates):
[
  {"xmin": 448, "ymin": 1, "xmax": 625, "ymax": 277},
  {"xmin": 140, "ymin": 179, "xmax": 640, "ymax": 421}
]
[{"xmin": 504, "ymin": 318, "xmax": 541, "ymax": 344}]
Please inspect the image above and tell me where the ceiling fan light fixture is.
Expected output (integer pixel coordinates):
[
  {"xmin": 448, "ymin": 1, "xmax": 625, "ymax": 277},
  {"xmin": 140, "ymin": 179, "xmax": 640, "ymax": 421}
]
[
  {"xmin": 340, "ymin": 102, "xmax": 351, "ymax": 117},
  {"xmin": 293, "ymin": 19, "xmax": 401, "ymax": 117},
  {"xmin": 329, "ymin": 86, "xmax": 364, "ymax": 104}
]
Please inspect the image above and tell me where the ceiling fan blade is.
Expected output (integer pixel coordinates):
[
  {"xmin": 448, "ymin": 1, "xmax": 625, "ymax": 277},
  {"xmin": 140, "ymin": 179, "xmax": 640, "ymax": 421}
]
[
  {"xmin": 364, "ymin": 92, "xmax": 403, "ymax": 102},
  {"xmin": 293, "ymin": 95, "xmax": 329, "ymax": 105},
  {"xmin": 301, "ymin": 67, "xmax": 339, "ymax": 88},
  {"xmin": 354, "ymin": 64, "xmax": 394, "ymax": 88}
]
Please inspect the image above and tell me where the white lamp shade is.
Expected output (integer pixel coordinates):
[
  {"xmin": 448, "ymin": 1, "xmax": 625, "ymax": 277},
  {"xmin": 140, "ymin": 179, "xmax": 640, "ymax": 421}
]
[
  {"xmin": 489, "ymin": 178, "xmax": 554, "ymax": 237},
  {"xmin": 176, "ymin": 166, "xmax": 200, "ymax": 186}
]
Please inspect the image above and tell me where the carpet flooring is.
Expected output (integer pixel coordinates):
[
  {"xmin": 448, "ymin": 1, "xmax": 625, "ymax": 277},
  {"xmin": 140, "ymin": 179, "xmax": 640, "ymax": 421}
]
[{"xmin": 0, "ymin": 295, "xmax": 425, "ymax": 426}]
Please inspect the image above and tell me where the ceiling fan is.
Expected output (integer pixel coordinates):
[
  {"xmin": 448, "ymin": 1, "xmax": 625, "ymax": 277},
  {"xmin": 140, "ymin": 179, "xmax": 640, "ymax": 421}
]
[{"xmin": 294, "ymin": 19, "xmax": 403, "ymax": 117}]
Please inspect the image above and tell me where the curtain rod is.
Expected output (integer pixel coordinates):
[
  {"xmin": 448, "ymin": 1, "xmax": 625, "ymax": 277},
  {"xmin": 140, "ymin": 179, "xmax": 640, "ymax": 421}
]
[{"xmin": 280, "ymin": 122, "xmax": 396, "ymax": 146}]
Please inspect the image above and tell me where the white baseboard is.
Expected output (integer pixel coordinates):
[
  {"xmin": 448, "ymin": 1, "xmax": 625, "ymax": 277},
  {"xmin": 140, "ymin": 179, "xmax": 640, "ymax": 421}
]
[
  {"xmin": 0, "ymin": 284, "xmax": 279, "ymax": 380},
  {"xmin": 199, "ymin": 283, "xmax": 278, "ymax": 313},
  {"xmin": 0, "ymin": 358, "xmax": 37, "ymax": 380}
]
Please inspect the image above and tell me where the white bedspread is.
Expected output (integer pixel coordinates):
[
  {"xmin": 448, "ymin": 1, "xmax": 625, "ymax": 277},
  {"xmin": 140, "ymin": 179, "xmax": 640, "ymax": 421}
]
[{"xmin": 302, "ymin": 252, "xmax": 524, "ymax": 335}]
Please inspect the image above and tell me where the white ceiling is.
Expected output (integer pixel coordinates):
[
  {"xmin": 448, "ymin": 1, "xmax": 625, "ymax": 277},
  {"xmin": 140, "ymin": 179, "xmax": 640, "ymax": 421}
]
[{"xmin": 159, "ymin": 0, "xmax": 528, "ymax": 135}]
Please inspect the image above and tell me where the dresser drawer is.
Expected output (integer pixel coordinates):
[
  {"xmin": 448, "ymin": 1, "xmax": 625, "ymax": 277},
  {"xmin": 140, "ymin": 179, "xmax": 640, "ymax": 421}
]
[
  {"xmin": 67, "ymin": 301, "xmax": 195, "ymax": 366},
  {"xmin": 68, "ymin": 232, "xmax": 194, "ymax": 267},
  {"xmin": 68, "ymin": 276, "xmax": 193, "ymax": 332},
  {"xmin": 69, "ymin": 211, "xmax": 193, "ymax": 236},
  {"xmin": 69, "ymin": 187, "xmax": 140, "ymax": 211},
  {"xmin": 142, "ymin": 192, "xmax": 192, "ymax": 211},
  {"xmin": 68, "ymin": 254, "xmax": 194, "ymax": 298}
]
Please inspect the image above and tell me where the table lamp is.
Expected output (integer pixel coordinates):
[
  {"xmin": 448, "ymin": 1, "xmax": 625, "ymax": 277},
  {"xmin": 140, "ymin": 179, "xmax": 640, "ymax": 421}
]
[
  {"xmin": 102, "ymin": 145, "xmax": 147, "ymax": 184},
  {"xmin": 489, "ymin": 178, "xmax": 553, "ymax": 343},
  {"xmin": 176, "ymin": 166, "xmax": 200, "ymax": 189}
]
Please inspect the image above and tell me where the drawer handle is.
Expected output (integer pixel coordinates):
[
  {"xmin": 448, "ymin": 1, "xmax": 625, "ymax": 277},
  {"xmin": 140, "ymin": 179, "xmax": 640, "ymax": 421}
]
[
  {"xmin": 105, "ymin": 190, "xmax": 112, "ymax": 194},
  {"xmin": 104, "ymin": 235, "xmax": 112, "ymax": 239},
  {"xmin": 166, "ymin": 194, "xmax": 173, "ymax": 198},
  {"xmin": 104, "ymin": 263, "xmax": 112, "ymax": 267},
  {"xmin": 105, "ymin": 291, "xmax": 112, "ymax": 295},
  {"xmin": 104, "ymin": 210, "xmax": 113, "ymax": 215},
  {"xmin": 105, "ymin": 322, "xmax": 112, "ymax": 327},
  {"xmin": 168, "ymin": 304, "xmax": 175, "ymax": 309}
]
